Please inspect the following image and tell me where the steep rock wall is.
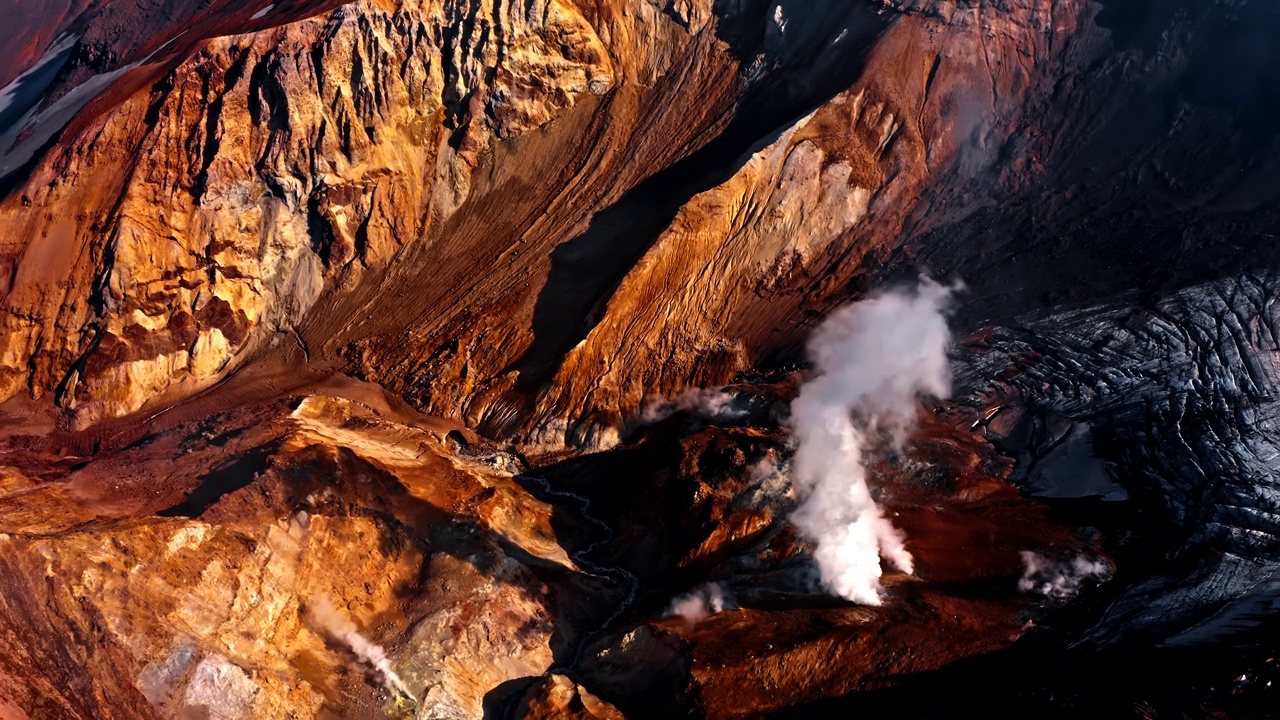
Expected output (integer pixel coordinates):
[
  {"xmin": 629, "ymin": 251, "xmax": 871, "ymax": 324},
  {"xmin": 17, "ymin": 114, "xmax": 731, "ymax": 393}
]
[{"xmin": 2, "ymin": 0, "xmax": 1277, "ymax": 451}]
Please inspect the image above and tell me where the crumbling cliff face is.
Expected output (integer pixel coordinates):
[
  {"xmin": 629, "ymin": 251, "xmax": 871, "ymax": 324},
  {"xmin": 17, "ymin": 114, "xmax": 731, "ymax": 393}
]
[
  {"xmin": 0, "ymin": 0, "xmax": 620, "ymax": 428},
  {"xmin": 0, "ymin": 374, "xmax": 1100, "ymax": 719},
  {"xmin": 0, "ymin": 0, "xmax": 1134, "ymax": 442},
  {"xmin": 3, "ymin": 0, "xmax": 1280, "ymax": 717},
  {"xmin": 0, "ymin": 384, "xmax": 623, "ymax": 718},
  {"xmin": 7, "ymin": 0, "xmax": 1275, "ymax": 450}
]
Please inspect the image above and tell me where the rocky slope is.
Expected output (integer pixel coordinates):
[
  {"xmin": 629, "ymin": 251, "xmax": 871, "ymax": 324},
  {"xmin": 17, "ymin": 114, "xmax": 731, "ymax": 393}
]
[
  {"xmin": 0, "ymin": 372, "xmax": 1104, "ymax": 718},
  {"xmin": 2, "ymin": 0, "xmax": 1280, "ymax": 717},
  {"xmin": 11, "ymin": 0, "xmax": 1275, "ymax": 446},
  {"xmin": 7, "ymin": 0, "xmax": 1276, "ymax": 449}
]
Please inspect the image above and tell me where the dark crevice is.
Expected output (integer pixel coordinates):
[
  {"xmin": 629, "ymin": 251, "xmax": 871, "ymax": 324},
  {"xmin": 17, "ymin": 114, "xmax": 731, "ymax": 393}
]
[
  {"xmin": 506, "ymin": 1, "xmax": 895, "ymax": 397},
  {"xmin": 157, "ymin": 442, "xmax": 278, "ymax": 518},
  {"xmin": 191, "ymin": 48, "xmax": 251, "ymax": 202}
]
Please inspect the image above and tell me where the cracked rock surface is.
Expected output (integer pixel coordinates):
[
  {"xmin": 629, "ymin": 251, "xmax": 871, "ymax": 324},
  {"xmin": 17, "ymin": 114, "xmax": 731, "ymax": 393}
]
[{"xmin": 2, "ymin": 0, "xmax": 1280, "ymax": 717}]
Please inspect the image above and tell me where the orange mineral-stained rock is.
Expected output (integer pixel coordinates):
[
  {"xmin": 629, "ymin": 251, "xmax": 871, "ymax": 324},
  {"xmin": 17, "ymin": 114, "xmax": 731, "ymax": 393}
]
[
  {"xmin": 516, "ymin": 674, "xmax": 627, "ymax": 720},
  {"xmin": 0, "ymin": 0, "xmax": 1092, "ymax": 444},
  {"xmin": 2, "ymin": 0, "xmax": 1280, "ymax": 718},
  {"xmin": 0, "ymin": 384, "xmax": 618, "ymax": 718},
  {"xmin": 0, "ymin": 0, "xmax": 621, "ymax": 429}
]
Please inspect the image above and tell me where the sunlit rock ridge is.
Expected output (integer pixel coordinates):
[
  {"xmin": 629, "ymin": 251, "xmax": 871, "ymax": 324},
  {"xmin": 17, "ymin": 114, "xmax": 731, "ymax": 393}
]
[{"xmin": 1, "ymin": 0, "xmax": 1279, "ymax": 717}]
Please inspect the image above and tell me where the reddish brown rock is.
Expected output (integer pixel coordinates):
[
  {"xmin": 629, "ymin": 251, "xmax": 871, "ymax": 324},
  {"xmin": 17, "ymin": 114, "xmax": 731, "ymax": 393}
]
[
  {"xmin": 1, "ymin": 0, "xmax": 1278, "ymax": 718},
  {"xmin": 517, "ymin": 674, "xmax": 626, "ymax": 720}
]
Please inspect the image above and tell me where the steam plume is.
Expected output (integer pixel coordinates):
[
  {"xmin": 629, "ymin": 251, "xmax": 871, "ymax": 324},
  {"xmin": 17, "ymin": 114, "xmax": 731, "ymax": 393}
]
[
  {"xmin": 1017, "ymin": 552, "xmax": 1111, "ymax": 599},
  {"xmin": 308, "ymin": 597, "xmax": 417, "ymax": 701},
  {"xmin": 789, "ymin": 279, "xmax": 956, "ymax": 605},
  {"xmin": 666, "ymin": 583, "xmax": 730, "ymax": 624},
  {"xmin": 641, "ymin": 388, "xmax": 744, "ymax": 424}
]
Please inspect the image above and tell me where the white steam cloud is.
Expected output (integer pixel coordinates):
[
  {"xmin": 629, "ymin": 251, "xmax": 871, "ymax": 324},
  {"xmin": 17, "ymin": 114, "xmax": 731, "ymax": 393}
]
[
  {"xmin": 641, "ymin": 387, "xmax": 745, "ymax": 424},
  {"xmin": 308, "ymin": 597, "xmax": 417, "ymax": 701},
  {"xmin": 789, "ymin": 279, "xmax": 956, "ymax": 605},
  {"xmin": 666, "ymin": 583, "xmax": 731, "ymax": 624},
  {"xmin": 1017, "ymin": 551, "xmax": 1111, "ymax": 600}
]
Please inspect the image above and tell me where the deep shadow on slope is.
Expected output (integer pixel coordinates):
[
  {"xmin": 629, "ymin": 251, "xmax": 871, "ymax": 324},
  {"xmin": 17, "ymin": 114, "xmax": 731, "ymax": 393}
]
[
  {"xmin": 509, "ymin": 1, "xmax": 893, "ymax": 393},
  {"xmin": 904, "ymin": 0, "xmax": 1280, "ymax": 329},
  {"xmin": 775, "ymin": 619, "xmax": 1280, "ymax": 719}
]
